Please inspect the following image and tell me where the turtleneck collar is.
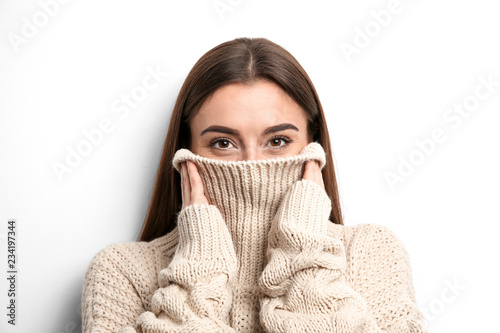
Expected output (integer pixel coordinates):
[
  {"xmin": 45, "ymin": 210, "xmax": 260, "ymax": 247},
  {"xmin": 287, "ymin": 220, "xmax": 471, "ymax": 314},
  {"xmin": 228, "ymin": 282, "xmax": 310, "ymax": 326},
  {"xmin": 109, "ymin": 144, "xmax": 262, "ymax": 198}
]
[{"xmin": 171, "ymin": 142, "xmax": 326, "ymax": 283}]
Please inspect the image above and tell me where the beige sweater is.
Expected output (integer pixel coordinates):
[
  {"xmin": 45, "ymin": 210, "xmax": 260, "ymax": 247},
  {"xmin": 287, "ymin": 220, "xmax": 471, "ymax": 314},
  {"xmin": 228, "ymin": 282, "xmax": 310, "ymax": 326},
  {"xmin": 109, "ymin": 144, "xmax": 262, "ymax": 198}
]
[{"xmin": 81, "ymin": 142, "xmax": 427, "ymax": 333}]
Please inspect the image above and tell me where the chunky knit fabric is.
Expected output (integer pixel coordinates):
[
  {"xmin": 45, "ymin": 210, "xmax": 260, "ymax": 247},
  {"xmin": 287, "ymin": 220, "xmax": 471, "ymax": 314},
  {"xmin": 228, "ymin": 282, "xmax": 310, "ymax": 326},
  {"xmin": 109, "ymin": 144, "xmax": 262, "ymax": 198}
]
[{"xmin": 81, "ymin": 142, "xmax": 427, "ymax": 333}]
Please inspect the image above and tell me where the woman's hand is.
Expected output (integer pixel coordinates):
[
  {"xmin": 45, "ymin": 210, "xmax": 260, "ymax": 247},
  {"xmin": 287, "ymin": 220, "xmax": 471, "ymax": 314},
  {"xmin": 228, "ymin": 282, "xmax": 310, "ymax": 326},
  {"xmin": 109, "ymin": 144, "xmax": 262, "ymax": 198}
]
[
  {"xmin": 180, "ymin": 160, "xmax": 209, "ymax": 210},
  {"xmin": 302, "ymin": 160, "xmax": 325, "ymax": 190}
]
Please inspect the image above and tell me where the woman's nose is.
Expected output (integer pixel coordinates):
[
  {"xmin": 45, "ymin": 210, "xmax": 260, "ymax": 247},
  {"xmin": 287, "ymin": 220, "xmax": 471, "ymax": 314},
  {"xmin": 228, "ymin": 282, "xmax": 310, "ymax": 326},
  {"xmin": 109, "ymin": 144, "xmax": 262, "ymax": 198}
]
[{"xmin": 240, "ymin": 147, "xmax": 265, "ymax": 161}]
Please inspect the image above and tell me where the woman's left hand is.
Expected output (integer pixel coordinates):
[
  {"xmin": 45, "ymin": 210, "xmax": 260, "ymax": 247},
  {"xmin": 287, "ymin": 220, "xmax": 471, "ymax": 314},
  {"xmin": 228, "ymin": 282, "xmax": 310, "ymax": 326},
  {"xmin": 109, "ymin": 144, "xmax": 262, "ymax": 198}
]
[{"xmin": 302, "ymin": 160, "xmax": 325, "ymax": 190}]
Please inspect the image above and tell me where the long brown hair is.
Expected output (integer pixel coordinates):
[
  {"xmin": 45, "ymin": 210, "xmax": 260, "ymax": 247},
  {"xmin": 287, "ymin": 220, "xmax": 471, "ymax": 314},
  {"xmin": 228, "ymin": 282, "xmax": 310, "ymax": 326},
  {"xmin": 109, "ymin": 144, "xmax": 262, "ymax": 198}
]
[{"xmin": 138, "ymin": 37, "xmax": 343, "ymax": 242}]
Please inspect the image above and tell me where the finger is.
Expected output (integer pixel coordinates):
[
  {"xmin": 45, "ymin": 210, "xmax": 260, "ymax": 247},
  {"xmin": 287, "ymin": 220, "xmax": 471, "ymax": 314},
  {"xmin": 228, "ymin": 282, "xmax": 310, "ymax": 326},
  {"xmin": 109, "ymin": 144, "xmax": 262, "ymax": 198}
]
[
  {"xmin": 180, "ymin": 163, "xmax": 186, "ymax": 209},
  {"xmin": 302, "ymin": 160, "xmax": 308, "ymax": 180},
  {"xmin": 303, "ymin": 160, "xmax": 324, "ymax": 189},
  {"xmin": 303, "ymin": 160, "xmax": 314, "ymax": 180},
  {"xmin": 315, "ymin": 161, "xmax": 325, "ymax": 189},
  {"xmin": 181, "ymin": 162, "xmax": 191, "ymax": 208},
  {"xmin": 312, "ymin": 160, "xmax": 322, "ymax": 186},
  {"xmin": 185, "ymin": 162, "xmax": 191, "ymax": 204},
  {"xmin": 316, "ymin": 163, "xmax": 325, "ymax": 189},
  {"xmin": 187, "ymin": 161, "xmax": 206, "ymax": 205}
]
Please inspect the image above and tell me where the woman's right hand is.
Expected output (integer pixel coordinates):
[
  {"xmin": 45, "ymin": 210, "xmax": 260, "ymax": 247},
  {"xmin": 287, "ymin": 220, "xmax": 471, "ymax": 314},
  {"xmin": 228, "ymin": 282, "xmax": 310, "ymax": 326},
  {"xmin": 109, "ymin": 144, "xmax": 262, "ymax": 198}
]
[
  {"xmin": 180, "ymin": 160, "xmax": 209, "ymax": 210},
  {"xmin": 135, "ymin": 160, "xmax": 236, "ymax": 332}
]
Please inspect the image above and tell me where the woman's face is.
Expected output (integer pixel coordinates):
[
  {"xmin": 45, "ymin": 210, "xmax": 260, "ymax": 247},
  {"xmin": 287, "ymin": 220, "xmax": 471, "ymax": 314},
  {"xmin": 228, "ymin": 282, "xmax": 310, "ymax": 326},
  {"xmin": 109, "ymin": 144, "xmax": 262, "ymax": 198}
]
[{"xmin": 189, "ymin": 80, "xmax": 313, "ymax": 161}]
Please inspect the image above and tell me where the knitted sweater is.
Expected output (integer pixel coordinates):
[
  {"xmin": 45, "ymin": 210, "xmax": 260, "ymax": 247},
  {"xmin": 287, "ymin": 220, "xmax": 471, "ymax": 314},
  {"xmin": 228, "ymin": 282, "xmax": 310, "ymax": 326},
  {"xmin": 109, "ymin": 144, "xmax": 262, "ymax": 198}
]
[{"xmin": 81, "ymin": 142, "xmax": 427, "ymax": 333}]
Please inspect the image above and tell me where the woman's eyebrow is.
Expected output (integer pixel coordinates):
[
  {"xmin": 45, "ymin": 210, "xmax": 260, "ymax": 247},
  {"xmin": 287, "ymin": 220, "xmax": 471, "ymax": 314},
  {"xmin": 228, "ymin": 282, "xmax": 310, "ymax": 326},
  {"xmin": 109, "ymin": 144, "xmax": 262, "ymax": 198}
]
[
  {"xmin": 200, "ymin": 123, "xmax": 299, "ymax": 136},
  {"xmin": 264, "ymin": 123, "xmax": 299, "ymax": 135}
]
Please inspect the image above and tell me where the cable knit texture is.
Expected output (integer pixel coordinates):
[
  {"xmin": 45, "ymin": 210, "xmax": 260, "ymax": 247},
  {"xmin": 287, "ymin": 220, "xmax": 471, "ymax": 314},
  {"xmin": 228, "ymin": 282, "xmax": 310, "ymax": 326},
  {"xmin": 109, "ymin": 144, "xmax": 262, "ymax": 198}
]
[{"xmin": 81, "ymin": 142, "xmax": 427, "ymax": 333}]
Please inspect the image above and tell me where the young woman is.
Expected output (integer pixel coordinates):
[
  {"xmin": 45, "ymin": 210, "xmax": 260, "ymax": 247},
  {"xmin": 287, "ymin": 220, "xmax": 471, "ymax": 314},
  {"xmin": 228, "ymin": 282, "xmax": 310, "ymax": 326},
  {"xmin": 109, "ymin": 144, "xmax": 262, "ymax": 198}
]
[{"xmin": 81, "ymin": 37, "xmax": 427, "ymax": 333}]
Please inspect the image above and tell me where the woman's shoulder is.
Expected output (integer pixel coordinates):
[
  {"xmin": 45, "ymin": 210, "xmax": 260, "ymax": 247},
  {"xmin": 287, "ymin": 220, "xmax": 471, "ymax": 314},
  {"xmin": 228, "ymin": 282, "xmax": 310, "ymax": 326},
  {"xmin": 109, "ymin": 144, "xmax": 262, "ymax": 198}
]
[
  {"xmin": 83, "ymin": 229, "xmax": 180, "ymax": 309},
  {"xmin": 88, "ymin": 228, "xmax": 180, "ymax": 270},
  {"xmin": 326, "ymin": 222, "xmax": 407, "ymax": 254}
]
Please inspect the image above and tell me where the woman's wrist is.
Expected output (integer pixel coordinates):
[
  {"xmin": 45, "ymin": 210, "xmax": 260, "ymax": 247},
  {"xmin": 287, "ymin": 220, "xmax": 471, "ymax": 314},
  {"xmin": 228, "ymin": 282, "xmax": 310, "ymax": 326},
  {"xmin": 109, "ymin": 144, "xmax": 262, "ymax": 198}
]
[
  {"xmin": 275, "ymin": 179, "xmax": 332, "ymax": 236},
  {"xmin": 176, "ymin": 203, "xmax": 237, "ymax": 263}
]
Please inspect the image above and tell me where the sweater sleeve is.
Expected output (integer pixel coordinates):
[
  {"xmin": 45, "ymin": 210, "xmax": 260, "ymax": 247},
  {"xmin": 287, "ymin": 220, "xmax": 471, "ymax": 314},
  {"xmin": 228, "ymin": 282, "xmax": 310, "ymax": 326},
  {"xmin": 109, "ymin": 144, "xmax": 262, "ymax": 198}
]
[
  {"xmin": 81, "ymin": 244, "xmax": 148, "ymax": 332},
  {"xmin": 120, "ymin": 203, "xmax": 238, "ymax": 333},
  {"xmin": 258, "ymin": 179, "xmax": 427, "ymax": 333}
]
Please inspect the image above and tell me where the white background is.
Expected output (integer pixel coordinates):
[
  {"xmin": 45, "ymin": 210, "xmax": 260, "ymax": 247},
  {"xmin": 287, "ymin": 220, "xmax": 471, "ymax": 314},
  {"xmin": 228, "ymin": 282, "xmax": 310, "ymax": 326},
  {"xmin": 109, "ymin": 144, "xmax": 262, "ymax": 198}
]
[{"xmin": 1, "ymin": 0, "xmax": 499, "ymax": 332}]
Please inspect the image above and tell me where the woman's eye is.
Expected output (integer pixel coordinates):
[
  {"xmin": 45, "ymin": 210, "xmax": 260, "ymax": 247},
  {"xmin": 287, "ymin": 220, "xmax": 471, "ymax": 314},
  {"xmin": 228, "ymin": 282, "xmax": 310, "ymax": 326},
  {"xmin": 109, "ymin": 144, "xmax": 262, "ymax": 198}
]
[
  {"xmin": 211, "ymin": 139, "xmax": 234, "ymax": 150},
  {"xmin": 267, "ymin": 136, "xmax": 291, "ymax": 149},
  {"xmin": 269, "ymin": 138, "xmax": 284, "ymax": 147},
  {"xmin": 209, "ymin": 136, "xmax": 291, "ymax": 150}
]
